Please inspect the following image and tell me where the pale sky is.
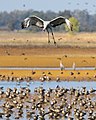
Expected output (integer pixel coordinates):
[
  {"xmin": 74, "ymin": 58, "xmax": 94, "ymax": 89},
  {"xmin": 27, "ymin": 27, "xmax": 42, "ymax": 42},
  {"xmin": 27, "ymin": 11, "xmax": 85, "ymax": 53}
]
[{"xmin": 0, "ymin": 0, "xmax": 96, "ymax": 14}]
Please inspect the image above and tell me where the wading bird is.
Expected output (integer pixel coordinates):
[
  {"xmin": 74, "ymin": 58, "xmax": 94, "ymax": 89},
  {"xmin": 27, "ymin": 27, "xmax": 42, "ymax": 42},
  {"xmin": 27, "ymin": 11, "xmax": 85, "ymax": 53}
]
[
  {"xmin": 60, "ymin": 60, "xmax": 65, "ymax": 71},
  {"xmin": 57, "ymin": 58, "xmax": 65, "ymax": 71},
  {"xmin": 72, "ymin": 62, "xmax": 76, "ymax": 70},
  {"xmin": 21, "ymin": 15, "xmax": 73, "ymax": 45}
]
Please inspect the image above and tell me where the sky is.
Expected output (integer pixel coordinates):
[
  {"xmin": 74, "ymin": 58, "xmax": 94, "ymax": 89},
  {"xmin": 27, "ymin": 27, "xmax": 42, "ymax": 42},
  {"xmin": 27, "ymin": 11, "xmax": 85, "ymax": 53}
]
[{"xmin": 0, "ymin": 0, "xmax": 96, "ymax": 14}]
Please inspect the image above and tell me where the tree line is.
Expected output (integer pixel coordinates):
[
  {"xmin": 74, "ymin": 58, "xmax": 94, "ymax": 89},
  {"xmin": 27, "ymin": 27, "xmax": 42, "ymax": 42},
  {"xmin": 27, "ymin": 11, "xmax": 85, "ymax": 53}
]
[{"xmin": 0, "ymin": 9, "xmax": 96, "ymax": 32}]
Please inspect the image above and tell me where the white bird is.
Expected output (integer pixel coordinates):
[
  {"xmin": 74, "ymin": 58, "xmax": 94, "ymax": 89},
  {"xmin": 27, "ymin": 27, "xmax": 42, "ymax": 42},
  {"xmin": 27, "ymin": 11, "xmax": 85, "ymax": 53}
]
[
  {"xmin": 60, "ymin": 60, "xmax": 65, "ymax": 71},
  {"xmin": 21, "ymin": 15, "xmax": 73, "ymax": 45},
  {"xmin": 72, "ymin": 62, "xmax": 76, "ymax": 70}
]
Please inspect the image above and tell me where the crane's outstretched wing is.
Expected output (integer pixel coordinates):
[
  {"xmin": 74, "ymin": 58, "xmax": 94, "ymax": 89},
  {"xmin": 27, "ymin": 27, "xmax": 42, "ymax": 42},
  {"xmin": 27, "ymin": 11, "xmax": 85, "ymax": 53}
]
[
  {"xmin": 29, "ymin": 15, "xmax": 44, "ymax": 28},
  {"xmin": 50, "ymin": 16, "xmax": 73, "ymax": 31},
  {"xmin": 50, "ymin": 16, "xmax": 66, "ymax": 27}
]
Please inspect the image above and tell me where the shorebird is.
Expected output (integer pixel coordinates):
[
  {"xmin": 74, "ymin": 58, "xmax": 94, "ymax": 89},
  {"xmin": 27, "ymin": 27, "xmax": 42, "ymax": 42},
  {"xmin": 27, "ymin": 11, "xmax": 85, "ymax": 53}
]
[{"xmin": 21, "ymin": 15, "xmax": 73, "ymax": 45}]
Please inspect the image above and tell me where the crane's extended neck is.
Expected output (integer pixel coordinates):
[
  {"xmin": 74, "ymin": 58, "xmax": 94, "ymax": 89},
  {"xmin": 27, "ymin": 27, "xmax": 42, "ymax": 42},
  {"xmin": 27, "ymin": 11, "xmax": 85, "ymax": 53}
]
[
  {"xmin": 65, "ymin": 19, "xmax": 73, "ymax": 31},
  {"xmin": 43, "ymin": 21, "xmax": 50, "ymax": 31}
]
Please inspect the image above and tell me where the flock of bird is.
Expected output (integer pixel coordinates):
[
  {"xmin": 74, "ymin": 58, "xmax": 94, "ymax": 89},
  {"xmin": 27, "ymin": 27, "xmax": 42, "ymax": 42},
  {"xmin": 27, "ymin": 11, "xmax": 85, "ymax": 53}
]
[
  {"xmin": 0, "ymin": 85, "xmax": 95, "ymax": 120},
  {"xmin": 22, "ymin": 1, "xmax": 96, "ymax": 13}
]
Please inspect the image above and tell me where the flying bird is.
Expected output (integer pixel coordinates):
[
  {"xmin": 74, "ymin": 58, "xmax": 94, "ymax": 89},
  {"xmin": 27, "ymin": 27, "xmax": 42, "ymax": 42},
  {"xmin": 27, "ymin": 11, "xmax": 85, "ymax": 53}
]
[
  {"xmin": 23, "ymin": 4, "xmax": 26, "ymax": 7},
  {"xmin": 21, "ymin": 15, "xmax": 73, "ymax": 45}
]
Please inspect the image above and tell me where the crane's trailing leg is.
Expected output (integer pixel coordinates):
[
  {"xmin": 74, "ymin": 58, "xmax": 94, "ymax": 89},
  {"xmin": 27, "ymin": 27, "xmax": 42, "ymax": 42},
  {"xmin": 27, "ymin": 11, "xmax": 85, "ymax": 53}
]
[{"xmin": 50, "ymin": 28, "xmax": 56, "ymax": 45}]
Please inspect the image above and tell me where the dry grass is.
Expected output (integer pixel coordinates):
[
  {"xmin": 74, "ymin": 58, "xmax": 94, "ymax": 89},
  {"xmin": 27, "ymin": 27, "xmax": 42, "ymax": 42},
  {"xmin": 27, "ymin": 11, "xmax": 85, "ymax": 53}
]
[{"xmin": 0, "ymin": 31, "xmax": 96, "ymax": 48}]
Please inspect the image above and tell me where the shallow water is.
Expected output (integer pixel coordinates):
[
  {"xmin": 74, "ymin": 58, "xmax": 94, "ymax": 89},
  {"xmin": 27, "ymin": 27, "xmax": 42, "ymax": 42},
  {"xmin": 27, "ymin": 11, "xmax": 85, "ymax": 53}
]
[
  {"xmin": 0, "ymin": 67, "xmax": 95, "ymax": 70},
  {"xmin": 0, "ymin": 81, "xmax": 96, "ymax": 92}
]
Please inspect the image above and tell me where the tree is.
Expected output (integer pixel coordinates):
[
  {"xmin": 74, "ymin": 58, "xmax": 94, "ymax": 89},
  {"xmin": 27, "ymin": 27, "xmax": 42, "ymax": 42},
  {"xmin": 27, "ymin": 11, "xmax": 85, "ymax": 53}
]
[{"xmin": 0, "ymin": 9, "xmax": 96, "ymax": 32}]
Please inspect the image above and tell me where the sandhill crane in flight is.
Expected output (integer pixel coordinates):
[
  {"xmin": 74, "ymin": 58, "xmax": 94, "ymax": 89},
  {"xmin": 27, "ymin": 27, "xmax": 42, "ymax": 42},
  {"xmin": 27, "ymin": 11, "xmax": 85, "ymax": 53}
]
[{"xmin": 21, "ymin": 15, "xmax": 73, "ymax": 45}]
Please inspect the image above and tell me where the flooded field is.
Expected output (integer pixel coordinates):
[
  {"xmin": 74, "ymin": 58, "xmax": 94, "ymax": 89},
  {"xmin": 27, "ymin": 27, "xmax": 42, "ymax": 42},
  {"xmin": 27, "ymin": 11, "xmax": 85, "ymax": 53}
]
[{"xmin": 0, "ymin": 81, "xmax": 96, "ymax": 120}]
